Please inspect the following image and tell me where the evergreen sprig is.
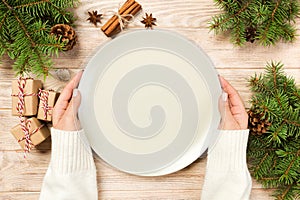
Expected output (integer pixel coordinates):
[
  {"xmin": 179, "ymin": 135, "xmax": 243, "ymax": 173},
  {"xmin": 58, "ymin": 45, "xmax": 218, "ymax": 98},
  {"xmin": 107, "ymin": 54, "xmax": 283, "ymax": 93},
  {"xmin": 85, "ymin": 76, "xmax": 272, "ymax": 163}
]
[
  {"xmin": 0, "ymin": 0, "xmax": 78, "ymax": 78},
  {"xmin": 210, "ymin": 0, "xmax": 300, "ymax": 46},
  {"xmin": 247, "ymin": 62, "xmax": 300, "ymax": 200}
]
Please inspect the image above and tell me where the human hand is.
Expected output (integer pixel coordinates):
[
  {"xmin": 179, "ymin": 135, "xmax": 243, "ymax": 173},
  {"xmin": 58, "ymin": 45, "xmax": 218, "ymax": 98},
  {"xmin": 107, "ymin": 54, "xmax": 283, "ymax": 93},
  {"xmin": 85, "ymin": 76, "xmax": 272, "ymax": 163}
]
[
  {"xmin": 52, "ymin": 71, "xmax": 83, "ymax": 131},
  {"xmin": 218, "ymin": 76, "xmax": 248, "ymax": 130}
]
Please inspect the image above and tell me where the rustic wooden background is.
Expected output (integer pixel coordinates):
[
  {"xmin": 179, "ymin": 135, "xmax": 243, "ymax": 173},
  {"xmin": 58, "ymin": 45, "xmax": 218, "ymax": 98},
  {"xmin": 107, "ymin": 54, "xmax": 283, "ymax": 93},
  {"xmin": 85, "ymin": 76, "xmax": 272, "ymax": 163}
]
[{"xmin": 1, "ymin": 0, "xmax": 299, "ymax": 199}]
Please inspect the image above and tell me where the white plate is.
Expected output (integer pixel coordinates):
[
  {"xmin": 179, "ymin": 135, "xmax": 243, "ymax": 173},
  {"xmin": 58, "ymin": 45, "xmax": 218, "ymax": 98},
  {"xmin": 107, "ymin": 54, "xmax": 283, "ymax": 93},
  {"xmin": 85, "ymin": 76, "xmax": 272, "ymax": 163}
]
[{"xmin": 79, "ymin": 30, "xmax": 221, "ymax": 176}]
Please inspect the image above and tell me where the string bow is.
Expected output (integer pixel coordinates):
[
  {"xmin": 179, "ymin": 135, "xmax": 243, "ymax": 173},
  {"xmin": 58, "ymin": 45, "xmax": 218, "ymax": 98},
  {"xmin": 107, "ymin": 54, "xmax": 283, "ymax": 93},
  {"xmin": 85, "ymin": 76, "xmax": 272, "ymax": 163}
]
[{"xmin": 107, "ymin": 3, "xmax": 135, "ymax": 31}]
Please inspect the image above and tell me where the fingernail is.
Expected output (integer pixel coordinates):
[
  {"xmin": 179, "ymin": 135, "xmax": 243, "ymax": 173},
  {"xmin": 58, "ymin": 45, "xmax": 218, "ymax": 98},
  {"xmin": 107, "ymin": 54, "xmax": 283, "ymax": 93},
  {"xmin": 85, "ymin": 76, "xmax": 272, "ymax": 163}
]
[
  {"xmin": 73, "ymin": 89, "xmax": 78, "ymax": 97},
  {"xmin": 222, "ymin": 92, "xmax": 228, "ymax": 102}
]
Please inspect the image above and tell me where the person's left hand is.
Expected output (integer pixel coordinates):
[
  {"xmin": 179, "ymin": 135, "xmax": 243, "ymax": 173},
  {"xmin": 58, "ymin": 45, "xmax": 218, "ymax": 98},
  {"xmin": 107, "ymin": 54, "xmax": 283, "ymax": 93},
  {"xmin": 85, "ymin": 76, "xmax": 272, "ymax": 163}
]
[
  {"xmin": 52, "ymin": 71, "xmax": 83, "ymax": 131},
  {"xmin": 218, "ymin": 76, "xmax": 248, "ymax": 130}
]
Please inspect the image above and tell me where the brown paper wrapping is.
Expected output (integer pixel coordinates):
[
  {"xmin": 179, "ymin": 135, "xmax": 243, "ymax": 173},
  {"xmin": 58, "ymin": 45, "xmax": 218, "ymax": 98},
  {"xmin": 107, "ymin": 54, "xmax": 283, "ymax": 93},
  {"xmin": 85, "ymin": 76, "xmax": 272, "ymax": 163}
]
[
  {"xmin": 37, "ymin": 90, "xmax": 59, "ymax": 122},
  {"xmin": 10, "ymin": 117, "xmax": 50, "ymax": 150},
  {"xmin": 11, "ymin": 79, "xmax": 42, "ymax": 116}
]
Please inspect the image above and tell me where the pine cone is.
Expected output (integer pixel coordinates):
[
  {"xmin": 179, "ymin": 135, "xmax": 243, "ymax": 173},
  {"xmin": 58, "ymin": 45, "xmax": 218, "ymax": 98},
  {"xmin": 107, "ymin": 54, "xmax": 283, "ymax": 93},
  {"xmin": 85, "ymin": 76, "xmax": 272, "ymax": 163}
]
[
  {"xmin": 248, "ymin": 110, "xmax": 271, "ymax": 135},
  {"xmin": 50, "ymin": 24, "xmax": 77, "ymax": 51},
  {"xmin": 245, "ymin": 26, "xmax": 257, "ymax": 43}
]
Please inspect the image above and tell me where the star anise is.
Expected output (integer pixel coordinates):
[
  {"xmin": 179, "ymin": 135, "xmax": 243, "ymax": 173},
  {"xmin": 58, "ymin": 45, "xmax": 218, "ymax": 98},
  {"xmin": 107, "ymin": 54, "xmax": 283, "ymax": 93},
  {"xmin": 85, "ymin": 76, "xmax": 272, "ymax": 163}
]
[
  {"xmin": 87, "ymin": 11, "xmax": 103, "ymax": 26},
  {"xmin": 141, "ymin": 13, "xmax": 157, "ymax": 29}
]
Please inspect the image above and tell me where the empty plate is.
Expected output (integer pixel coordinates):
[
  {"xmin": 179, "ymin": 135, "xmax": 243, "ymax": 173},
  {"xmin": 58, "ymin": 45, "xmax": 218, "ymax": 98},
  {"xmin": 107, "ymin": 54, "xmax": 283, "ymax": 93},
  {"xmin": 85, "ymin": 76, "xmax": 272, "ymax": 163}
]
[{"xmin": 78, "ymin": 30, "xmax": 221, "ymax": 176}]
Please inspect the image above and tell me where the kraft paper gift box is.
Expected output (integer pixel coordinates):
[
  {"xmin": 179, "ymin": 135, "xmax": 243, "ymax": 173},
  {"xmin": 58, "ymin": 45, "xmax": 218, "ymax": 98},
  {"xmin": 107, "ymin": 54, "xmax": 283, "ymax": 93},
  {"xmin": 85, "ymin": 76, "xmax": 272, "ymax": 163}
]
[
  {"xmin": 10, "ymin": 117, "xmax": 50, "ymax": 150},
  {"xmin": 11, "ymin": 78, "xmax": 42, "ymax": 116},
  {"xmin": 37, "ymin": 90, "xmax": 59, "ymax": 122}
]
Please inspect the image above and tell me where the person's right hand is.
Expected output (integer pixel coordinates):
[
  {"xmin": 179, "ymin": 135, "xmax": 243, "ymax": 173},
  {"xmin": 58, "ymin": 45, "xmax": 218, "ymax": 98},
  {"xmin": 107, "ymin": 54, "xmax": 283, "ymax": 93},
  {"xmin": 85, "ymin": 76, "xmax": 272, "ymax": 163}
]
[
  {"xmin": 218, "ymin": 76, "xmax": 248, "ymax": 130},
  {"xmin": 52, "ymin": 71, "xmax": 83, "ymax": 131}
]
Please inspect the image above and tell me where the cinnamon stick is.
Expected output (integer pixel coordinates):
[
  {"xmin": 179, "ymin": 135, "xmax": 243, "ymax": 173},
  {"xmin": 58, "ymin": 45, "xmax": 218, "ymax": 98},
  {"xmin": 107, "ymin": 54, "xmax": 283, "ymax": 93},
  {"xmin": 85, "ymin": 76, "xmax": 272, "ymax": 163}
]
[
  {"xmin": 108, "ymin": 4, "xmax": 142, "ymax": 37},
  {"xmin": 130, "ymin": 4, "xmax": 142, "ymax": 17},
  {"xmin": 101, "ymin": 0, "xmax": 142, "ymax": 37},
  {"xmin": 119, "ymin": 0, "xmax": 136, "ymax": 14},
  {"xmin": 101, "ymin": 0, "xmax": 135, "ymax": 32},
  {"xmin": 104, "ymin": 2, "xmax": 139, "ymax": 34}
]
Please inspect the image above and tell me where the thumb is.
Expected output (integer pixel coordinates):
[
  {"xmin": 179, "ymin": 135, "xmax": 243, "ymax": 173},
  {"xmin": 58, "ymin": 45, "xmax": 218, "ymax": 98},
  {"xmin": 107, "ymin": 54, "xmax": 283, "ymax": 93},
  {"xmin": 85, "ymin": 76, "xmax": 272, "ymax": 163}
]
[
  {"xmin": 219, "ymin": 92, "xmax": 230, "ymax": 117},
  {"xmin": 65, "ymin": 88, "xmax": 81, "ymax": 118},
  {"xmin": 60, "ymin": 89, "xmax": 82, "ymax": 131},
  {"xmin": 71, "ymin": 89, "xmax": 81, "ymax": 115},
  {"xmin": 218, "ymin": 92, "xmax": 232, "ymax": 129}
]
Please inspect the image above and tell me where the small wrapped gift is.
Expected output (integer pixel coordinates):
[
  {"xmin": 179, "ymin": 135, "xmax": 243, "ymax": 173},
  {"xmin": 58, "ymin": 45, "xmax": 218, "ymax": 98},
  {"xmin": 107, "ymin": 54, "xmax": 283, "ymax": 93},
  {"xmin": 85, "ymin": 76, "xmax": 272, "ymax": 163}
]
[
  {"xmin": 11, "ymin": 78, "xmax": 42, "ymax": 116},
  {"xmin": 10, "ymin": 117, "xmax": 50, "ymax": 152},
  {"xmin": 37, "ymin": 89, "xmax": 59, "ymax": 122}
]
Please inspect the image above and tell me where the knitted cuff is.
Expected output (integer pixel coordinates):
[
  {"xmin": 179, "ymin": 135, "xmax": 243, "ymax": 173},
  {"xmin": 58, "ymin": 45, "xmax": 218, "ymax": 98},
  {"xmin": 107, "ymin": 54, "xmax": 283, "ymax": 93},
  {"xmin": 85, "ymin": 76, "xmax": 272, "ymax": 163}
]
[
  {"xmin": 50, "ymin": 128, "xmax": 95, "ymax": 175},
  {"xmin": 207, "ymin": 129, "xmax": 249, "ymax": 171}
]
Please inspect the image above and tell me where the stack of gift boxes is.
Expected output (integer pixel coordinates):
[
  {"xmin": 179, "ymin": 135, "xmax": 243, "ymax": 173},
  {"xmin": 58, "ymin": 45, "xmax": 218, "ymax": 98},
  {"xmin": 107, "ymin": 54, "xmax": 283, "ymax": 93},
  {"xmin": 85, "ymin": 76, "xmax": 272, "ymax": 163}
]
[{"xmin": 10, "ymin": 78, "xmax": 59, "ymax": 155}]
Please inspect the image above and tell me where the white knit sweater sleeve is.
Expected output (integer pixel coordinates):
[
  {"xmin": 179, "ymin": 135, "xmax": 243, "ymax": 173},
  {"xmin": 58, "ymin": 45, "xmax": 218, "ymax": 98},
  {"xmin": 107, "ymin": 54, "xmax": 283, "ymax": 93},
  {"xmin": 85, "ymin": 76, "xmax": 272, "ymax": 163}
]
[
  {"xmin": 39, "ymin": 128, "xmax": 98, "ymax": 200},
  {"xmin": 39, "ymin": 129, "xmax": 251, "ymax": 199},
  {"xmin": 201, "ymin": 130, "xmax": 252, "ymax": 200}
]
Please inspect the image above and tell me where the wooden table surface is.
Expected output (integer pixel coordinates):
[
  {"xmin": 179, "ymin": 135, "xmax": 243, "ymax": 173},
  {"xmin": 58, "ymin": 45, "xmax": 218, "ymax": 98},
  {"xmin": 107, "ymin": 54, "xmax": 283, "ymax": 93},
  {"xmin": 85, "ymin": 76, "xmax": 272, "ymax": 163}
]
[{"xmin": 1, "ymin": 0, "xmax": 299, "ymax": 199}]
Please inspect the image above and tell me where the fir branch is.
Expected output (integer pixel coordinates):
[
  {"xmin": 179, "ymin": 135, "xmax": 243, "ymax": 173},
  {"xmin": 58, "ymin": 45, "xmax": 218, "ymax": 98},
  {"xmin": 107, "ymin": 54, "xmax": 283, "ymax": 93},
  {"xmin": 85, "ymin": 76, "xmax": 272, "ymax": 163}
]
[
  {"xmin": 4, "ymin": 1, "xmax": 50, "ymax": 75},
  {"xmin": 261, "ymin": 177, "xmax": 280, "ymax": 181},
  {"xmin": 272, "ymin": 63, "xmax": 278, "ymax": 91},
  {"xmin": 14, "ymin": 0, "xmax": 49, "ymax": 9},
  {"xmin": 283, "ymin": 119, "xmax": 300, "ymax": 127},
  {"xmin": 248, "ymin": 74, "xmax": 270, "ymax": 94},
  {"xmin": 260, "ymin": 0, "xmax": 283, "ymax": 46},
  {"xmin": 13, "ymin": 56, "xmax": 29, "ymax": 75},
  {"xmin": 281, "ymin": 149, "xmax": 300, "ymax": 181},
  {"xmin": 0, "ymin": 0, "xmax": 78, "ymax": 77},
  {"xmin": 211, "ymin": 0, "xmax": 300, "ymax": 45},
  {"xmin": 211, "ymin": 1, "xmax": 252, "ymax": 30},
  {"xmin": 294, "ymin": 91, "xmax": 300, "ymax": 100},
  {"xmin": 0, "ymin": 11, "xmax": 8, "ymax": 30},
  {"xmin": 247, "ymin": 62, "xmax": 300, "ymax": 200},
  {"xmin": 35, "ymin": 43, "xmax": 63, "ymax": 48},
  {"xmin": 277, "ymin": 184, "xmax": 292, "ymax": 200},
  {"xmin": 1, "ymin": 0, "xmax": 11, "ymax": 10},
  {"xmin": 9, "ymin": 6, "xmax": 36, "ymax": 47},
  {"xmin": 33, "ymin": 27, "xmax": 47, "ymax": 34},
  {"xmin": 47, "ymin": 1, "xmax": 70, "ymax": 23},
  {"xmin": 272, "ymin": 0, "xmax": 282, "ymax": 20}
]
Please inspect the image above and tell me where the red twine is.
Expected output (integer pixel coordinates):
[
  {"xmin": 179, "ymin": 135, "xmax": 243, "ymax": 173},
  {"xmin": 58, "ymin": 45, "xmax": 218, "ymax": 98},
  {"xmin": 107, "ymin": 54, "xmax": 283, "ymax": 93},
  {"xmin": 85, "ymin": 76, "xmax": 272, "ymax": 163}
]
[
  {"xmin": 11, "ymin": 77, "xmax": 38, "ymax": 158},
  {"xmin": 11, "ymin": 77, "xmax": 36, "ymax": 115},
  {"xmin": 38, "ymin": 89, "xmax": 53, "ymax": 120},
  {"xmin": 17, "ymin": 117, "xmax": 44, "ymax": 158}
]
